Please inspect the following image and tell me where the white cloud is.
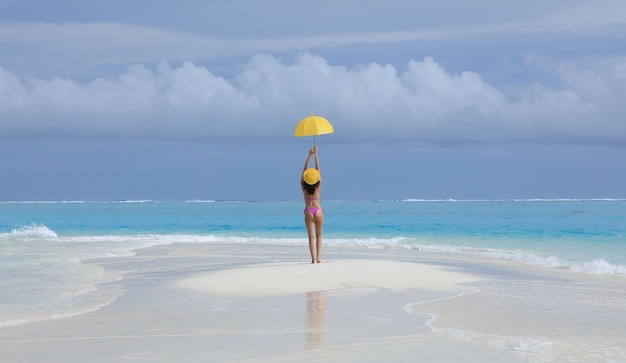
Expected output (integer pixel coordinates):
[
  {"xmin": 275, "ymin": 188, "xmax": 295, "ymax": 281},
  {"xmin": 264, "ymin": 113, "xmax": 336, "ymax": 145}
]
[{"xmin": 1, "ymin": 53, "xmax": 625, "ymax": 144}]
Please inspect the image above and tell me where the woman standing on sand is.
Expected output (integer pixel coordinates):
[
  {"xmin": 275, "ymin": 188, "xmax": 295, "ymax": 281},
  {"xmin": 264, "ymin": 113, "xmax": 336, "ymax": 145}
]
[{"xmin": 301, "ymin": 146, "xmax": 324, "ymax": 264}]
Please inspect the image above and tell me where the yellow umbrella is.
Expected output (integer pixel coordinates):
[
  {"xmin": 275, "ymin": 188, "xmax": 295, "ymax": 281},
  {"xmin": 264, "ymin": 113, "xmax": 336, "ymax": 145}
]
[{"xmin": 294, "ymin": 115, "xmax": 334, "ymax": 145}]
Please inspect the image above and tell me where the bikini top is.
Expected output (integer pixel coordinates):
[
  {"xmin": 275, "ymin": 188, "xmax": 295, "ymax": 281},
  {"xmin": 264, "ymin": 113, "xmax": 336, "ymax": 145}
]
[{"xmin": 304, "ymin": 196, "xmax": 320, "ymax": 202}]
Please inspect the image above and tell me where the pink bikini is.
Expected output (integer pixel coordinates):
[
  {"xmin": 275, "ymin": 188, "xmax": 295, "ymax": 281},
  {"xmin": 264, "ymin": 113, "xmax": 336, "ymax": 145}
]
[{"xmin": 304, "ymin": 196, "xmax": 322, "ymax": 218}]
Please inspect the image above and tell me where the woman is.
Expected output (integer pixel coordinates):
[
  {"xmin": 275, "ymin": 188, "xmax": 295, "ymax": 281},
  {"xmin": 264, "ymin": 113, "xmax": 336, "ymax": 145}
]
[{"xmin": 301, "ymin": 146, "xmax": 324, "ymax": 263}]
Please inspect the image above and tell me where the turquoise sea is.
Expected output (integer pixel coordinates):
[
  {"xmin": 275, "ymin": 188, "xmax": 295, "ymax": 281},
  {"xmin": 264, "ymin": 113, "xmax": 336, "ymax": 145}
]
[{"xmin": 1, "ymin": 199, "xmax": 625, "ymax": 327}]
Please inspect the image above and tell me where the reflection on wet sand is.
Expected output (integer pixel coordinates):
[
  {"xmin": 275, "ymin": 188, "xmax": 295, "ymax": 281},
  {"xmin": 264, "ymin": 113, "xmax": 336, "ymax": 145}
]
[{"xmin": 306, "ymin": 291, "xmax": 326, "ymax": 350}]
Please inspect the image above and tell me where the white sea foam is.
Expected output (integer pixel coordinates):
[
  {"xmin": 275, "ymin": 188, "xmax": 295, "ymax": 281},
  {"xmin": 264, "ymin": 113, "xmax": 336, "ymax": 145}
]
[
  {"xmin": 479, "ymin": 249, "xmax": 568, "ymax": 269},
  {"xmin": 2, "ymin": 198, "xmax": 625, "ymax": 204},
  {"xmin": 6, "ymin": 227, "xmax": 620, "ymax": 278},
  {"xmin": 569, "ymin": 258, "xmax": 626, "ymax": 275},
  {"xmin": 467, "ymin": 248, "xmax": 625, "ymax": 276},
  {"xmin": 400, "ymin": 198, "xmax": 626, "ymax": 202},
  {"xmin": 381, "ymin": 239, "xmax": 626, "ymax": 277},
  {"xmin": 53, "ymin": 233, "xmax": 626, "ymax": 277},
  {"xmin": 0, "ymin": 223, "xmax": 58, "ymax": 239}
]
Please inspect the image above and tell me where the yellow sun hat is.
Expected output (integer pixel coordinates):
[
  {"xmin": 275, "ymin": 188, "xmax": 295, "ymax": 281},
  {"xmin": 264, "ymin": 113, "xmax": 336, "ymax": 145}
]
[{"xmin": 302, "ymin": 168, "xmax": 320, "ymax": 185}]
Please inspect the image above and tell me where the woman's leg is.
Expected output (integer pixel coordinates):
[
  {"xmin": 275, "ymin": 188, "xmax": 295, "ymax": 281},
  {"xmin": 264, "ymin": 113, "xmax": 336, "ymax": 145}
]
[
  {"xmin": 305, "ymin": 213, "xmax": 316, "ymax": 263},
  {"xmin": 314, "ymin": 211, "xmax": 324, "ymax": 263}
]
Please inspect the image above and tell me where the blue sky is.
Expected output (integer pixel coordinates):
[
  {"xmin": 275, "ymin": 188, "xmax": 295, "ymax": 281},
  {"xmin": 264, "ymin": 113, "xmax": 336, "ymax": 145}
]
[{"xmin": 1, "ymin": 0, "xmax": 625, "ymax": 201}]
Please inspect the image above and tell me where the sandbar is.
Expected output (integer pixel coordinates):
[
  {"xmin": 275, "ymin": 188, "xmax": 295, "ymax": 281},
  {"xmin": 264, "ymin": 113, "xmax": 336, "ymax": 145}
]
[{"xmin": 1, "ymin": 242, "xmax": 624, "ymax": 362}]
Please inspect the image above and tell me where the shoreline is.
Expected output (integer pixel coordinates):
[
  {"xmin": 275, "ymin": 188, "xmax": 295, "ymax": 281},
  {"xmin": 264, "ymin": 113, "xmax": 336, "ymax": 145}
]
[{"xmin": 1, "ymin": 242, "xmax": 625, "ymax": 362}]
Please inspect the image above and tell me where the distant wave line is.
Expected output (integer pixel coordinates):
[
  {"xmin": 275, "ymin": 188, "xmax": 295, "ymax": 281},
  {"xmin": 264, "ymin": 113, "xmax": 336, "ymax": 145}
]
[{"xmin": 1, "ymin": 198, "xmax": 625, "ymax": 204}]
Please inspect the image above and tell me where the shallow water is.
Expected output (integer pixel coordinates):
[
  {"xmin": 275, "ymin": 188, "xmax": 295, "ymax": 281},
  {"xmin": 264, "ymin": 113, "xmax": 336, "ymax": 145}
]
[
  {"xmin": 1, "ymin": 200, "xmax": 625, "ymax": 328},
  {"xmin": 3, "ymin": 241, "xmax": 623, "ymax": 362}
]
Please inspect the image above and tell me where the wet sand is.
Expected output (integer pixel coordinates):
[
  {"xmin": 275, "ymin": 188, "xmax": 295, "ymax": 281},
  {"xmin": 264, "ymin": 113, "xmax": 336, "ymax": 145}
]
[{"xmin": 0, "ymin": 242, "xmax": 624, "ymax": 362}]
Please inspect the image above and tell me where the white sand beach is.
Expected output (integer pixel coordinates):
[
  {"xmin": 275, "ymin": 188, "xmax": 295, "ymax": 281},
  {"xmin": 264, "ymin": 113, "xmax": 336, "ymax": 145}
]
[
  {"xmin": 176, "ymin": 259, "xmax": 480, "ymax": 297},
  {"xmin": 1, "ymin": 242, "xmax": 625, "ymax": 362}
]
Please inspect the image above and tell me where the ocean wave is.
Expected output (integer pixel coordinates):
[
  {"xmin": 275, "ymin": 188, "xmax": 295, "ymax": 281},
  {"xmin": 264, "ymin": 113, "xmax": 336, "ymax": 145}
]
[
  {"xmin": 0, "ymin": 223, "xmax": 58, "ymax": 239},
  {"xmin": 479, "ymin": 249, "xmax": 568, "ymax": 269},
  {"xmin": 2, "ymin": 198, "xmax": 625, "ymax": 204},
  {"xmin": 395, "ymin": 241, "xmax": 626, "ymax": 277},
  {"xmin": 401, "ymin": 198, "xmax": 626, "ymax": 202},
  {"xmin": 0, "ymin": 200, "xmax": 85, "ymax": 204},
  {"xmin": 478, "ymin": 250, "xmax": 625, "ymax": 276},
  {"xmin": 119, "ymin": 234, "xmax": 626, "ymax": 277},
  {"xmin": 5, "ymin": 230, "xmax": 624, "ymax": 277},
  {"xmin": 569, "ymin": 258, "xmax": 626, "ymax": 275}
]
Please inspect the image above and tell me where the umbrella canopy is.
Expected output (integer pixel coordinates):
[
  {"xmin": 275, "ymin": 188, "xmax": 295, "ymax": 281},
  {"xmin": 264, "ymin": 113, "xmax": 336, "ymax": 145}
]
[{"xmin": 294, "ymin": 115, "xmax": 334, "ymax": 137}]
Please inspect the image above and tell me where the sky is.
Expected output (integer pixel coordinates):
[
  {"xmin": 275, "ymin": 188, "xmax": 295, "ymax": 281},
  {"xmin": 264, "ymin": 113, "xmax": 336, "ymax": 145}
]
[{"xmin": 1, "ymin": 0, "xmax": 625, "ymax": 201}]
